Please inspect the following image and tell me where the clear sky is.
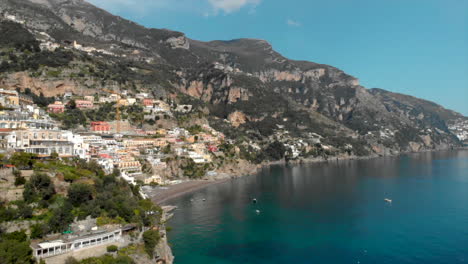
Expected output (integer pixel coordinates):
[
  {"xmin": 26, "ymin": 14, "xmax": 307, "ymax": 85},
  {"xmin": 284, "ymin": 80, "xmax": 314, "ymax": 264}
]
[{"xmin": 88, "ymin": 0, "xmax": 468, "ymax": 116}]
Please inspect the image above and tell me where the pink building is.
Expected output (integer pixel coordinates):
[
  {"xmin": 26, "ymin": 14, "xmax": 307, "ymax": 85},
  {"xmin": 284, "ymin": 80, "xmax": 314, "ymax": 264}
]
[
  {"xmin": 47, "ymin": 101, "xmax": 65, "ymax": 113},
  {"xmin": 90, "ymin": 121, "xmax": 110, "ymax": 134},
  {"xmin": 207, "ymin": 145, "xmax": 219, "ymax": 152},
  {"xmin": 143, "ymin": 98, "xmax": 154, "ymax": 107},
  {"xmin": 75, "ymin": 100, "xmax": 94, "ymax": 109}
]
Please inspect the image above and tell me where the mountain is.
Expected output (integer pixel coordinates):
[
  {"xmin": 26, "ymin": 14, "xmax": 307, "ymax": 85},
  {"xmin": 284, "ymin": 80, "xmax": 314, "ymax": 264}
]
[{"xmin": 0, "ymin": 0, "xmax": 466, "ymax": 157}]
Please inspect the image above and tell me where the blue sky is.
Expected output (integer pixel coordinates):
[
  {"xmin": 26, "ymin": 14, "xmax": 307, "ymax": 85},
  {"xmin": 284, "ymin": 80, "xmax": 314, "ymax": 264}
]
[{"xmin": 87, "ymin": 0, "xmax": 468, "ymax": 116}]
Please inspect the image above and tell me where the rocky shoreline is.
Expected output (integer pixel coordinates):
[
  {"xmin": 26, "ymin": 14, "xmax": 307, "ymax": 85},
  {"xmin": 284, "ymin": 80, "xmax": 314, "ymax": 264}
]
[{"xmin": 154, "ymin": 206, "xmax": 176, "ymax": 264}]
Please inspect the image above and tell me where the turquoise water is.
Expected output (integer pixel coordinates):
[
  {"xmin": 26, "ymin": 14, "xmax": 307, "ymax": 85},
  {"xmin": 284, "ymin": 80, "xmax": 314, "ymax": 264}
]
[{"xmin": 167, "ymin": 150, "xmax": 468, "ymax": 264}]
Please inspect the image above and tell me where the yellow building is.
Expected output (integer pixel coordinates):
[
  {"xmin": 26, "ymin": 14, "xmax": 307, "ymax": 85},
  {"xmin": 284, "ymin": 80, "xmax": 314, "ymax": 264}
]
[
  {"xmin": 144, "ymin": 175, "xmax": 163, "ymax": 185},
  {"xmin": 117, "ymin": 99, "xmax": 129, "ymax": 106}
]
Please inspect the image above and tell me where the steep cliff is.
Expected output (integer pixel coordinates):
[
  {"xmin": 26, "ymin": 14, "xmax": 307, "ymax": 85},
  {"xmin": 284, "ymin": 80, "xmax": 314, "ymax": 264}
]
[{"xmin": 0, "ymin": 0, "xmax": 466, "ymax": 156}]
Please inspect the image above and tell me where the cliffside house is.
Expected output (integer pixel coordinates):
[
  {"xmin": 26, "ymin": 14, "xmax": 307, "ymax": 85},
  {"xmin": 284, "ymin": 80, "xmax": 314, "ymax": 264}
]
[
  {"xmin": 47, "ymin": 101, "xmax": 65, "ymax": 113},
  {"xmin": 9, "ymin": 130, "xmax": 88, "ymax": 159},
  {"xmin": 75, "ymin": 100, "xmax": 94, "ymax": 109},
  {"xmin": 32, "ymin": 228, "xmax": 123, "ymax": 260},
  {"xmin": 90, "ymin": 121, "xmax": 111, "ymax": 134},
  {"xmin": 143, "ymin": 98, "xmax": 154, "ymax": 107}
]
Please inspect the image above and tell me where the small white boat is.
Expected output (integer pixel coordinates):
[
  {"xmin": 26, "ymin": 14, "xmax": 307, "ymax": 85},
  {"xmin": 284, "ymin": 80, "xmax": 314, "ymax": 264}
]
[
  {"xmin": 384, "ymin": 198, "xmax": 392, "ymax": 203},
  {"xmin": 255, "ymin": 210, "xmax": 261, "ymax": 214},
  {"xmin": 252, "ymin": 198, "xmax": 257, "ymax": 204}
]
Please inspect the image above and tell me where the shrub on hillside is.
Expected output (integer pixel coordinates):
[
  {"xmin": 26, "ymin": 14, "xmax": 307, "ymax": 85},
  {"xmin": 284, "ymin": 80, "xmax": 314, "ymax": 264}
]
[{"xmin": 106, "ymin": 245, "xmax": 118, "ymax": 253}]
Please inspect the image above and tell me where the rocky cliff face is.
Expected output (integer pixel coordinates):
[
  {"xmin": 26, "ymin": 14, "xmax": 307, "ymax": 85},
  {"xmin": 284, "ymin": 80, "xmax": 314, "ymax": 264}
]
[{"xmin": 0, "ymin": 0, "xmax": 466, "ymax": 154}]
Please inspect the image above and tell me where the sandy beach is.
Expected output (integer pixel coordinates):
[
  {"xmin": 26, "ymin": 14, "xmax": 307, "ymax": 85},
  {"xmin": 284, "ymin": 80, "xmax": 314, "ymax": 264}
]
[{"xmin": 145, "ymin": 179, "xmax": 231, "ymax": 205}]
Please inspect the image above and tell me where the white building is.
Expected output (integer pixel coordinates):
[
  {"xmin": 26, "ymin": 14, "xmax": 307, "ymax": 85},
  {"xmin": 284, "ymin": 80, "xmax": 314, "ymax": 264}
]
[{"xmin": 32, "ymin": 228, "xmax": 122, "ymax": 259}]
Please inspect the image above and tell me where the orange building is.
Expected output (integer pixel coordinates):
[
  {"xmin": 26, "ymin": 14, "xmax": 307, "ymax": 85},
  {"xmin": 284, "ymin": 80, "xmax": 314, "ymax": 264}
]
[{"xmin": 90, "ymin": 121, "xmax": 111, "ymax": 134}]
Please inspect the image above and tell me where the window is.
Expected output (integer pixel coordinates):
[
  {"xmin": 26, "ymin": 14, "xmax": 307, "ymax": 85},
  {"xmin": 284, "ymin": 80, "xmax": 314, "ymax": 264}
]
[
  {"xmin": 74, "ymin": 243, "xmax": 81, "ymax": 248},
  {"xmin": 37, "ymin": 250, "xmax": 42, "ymax": 256}
]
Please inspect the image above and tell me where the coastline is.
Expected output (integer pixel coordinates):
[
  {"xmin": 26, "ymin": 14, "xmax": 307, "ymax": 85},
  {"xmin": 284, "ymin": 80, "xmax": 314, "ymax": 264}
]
[
  {"xmin": 149, "ymin": 178, "xmax": 232, "ymax": 205},
  {"xmin": 148, "ymin": 146, "xmax": 468, "ymax": 206}
]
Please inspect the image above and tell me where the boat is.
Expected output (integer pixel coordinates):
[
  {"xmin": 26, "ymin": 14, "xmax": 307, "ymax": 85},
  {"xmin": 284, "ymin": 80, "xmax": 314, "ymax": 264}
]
[
  {"xmin": 384, "ymin": 198, "xmax": 392, "ymax": 203},
  {"xmin": 255, "ymin": 210, "xmax": 261, "ymax": 214},
  {"xmin": 252, "ymin": 198, "xmax": 257, "ymax": 204}
]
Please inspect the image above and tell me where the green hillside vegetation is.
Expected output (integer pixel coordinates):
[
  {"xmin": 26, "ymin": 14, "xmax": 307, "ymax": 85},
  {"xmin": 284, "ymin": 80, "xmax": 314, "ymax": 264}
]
[{"xmin": 0, "ymin": 153, "xmax": 163, "ymax": 262}]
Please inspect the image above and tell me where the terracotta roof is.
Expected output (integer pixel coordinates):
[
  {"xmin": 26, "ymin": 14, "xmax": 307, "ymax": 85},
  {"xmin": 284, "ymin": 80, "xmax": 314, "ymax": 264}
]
[{"xmin": 98, "ymin": 153, "xmax": 112, "ymax": 159}]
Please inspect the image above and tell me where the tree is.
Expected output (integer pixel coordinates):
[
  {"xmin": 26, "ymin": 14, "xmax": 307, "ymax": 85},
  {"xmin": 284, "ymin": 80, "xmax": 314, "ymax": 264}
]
[
  {"xmin": 61, "ymin": 109, "xmax": 87, "ymax": 129},
  {"xmin": 138, "ymin": 200, "xmax": 162, "ymax": 227},
  {"xmin": 14, "ymin": 175, "xmax": 26, "ymax": 186},
  {"xmin": 64, "ymin": 257, "xmax": 78, "ymax": 264},
  {"xmin": 68, "ymin": 183, "xmax": 94, "ymax": 207},
  {"xmin": 50, "ymin": 151, "xmax": 59, "ymax": 160},
  {"xmin": 9, "ymin": 152, "xmax": 36, "ymax": 169},
  {"xmin": 0, "ymin": 240, "xmax": 33, "ymax": 264},
  {"xmin": 142, "ymin": 229, "xmax": 161, "ymax": 258},
  {"xmin": 12, "ymin": 169, "xmax": 21, "ymax": 177},
  {"xmin": 67, "ymin": 99, "xmax": 76, "ymax": 110},
  {"xmin": 264, "ymin": 141, "xmax": 286, "ymax": 161},
  {"xmin": 23, "ymin": 173, "xmax": 55, "ymax": 203},
  {"xmin": 106, "ymin": 245, "xmax": 118, "ymax": 252},
  {"xmin": 16, "ymin": 203, "xmax": 32, "ymax": 219},
  {"xmin": 29, "ymin": 224, "xmax": 45, "ymax": 239},
  {"xmin": 48, "ymin": 201, "xmax": 74, "ymax": 233},
  {"xmin": 1, "ymin": 230, "xmax": 27, "ymax": 242},
  {"xmin": 162, "ymin": 144, "xmax": 171, "ymax": 154},
  {"xmin": 0, "ymin": 230, "xmax": 33, "ymax": 264}
]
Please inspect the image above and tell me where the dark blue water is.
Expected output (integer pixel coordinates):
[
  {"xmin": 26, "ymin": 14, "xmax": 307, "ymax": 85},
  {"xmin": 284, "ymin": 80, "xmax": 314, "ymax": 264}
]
[{"xmin": 167, "ymin": 150, "xmax": 468, "ymax": 264}]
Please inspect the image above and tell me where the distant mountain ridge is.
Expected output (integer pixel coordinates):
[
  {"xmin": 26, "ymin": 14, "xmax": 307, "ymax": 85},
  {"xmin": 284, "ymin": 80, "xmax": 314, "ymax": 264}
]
[{"xmin": 0, "ymin": 0, "xmax": 466, "ymax": 155}]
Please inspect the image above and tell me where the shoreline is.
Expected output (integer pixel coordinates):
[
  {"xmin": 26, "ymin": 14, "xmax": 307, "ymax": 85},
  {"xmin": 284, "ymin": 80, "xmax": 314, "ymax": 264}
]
[
  {"xmin": 147, "ymin": 147, "xmax": 468, "ymax": 206},
  {"xmin": 148, "ymin": 178, "xmax": 232, "ymax": 205}
]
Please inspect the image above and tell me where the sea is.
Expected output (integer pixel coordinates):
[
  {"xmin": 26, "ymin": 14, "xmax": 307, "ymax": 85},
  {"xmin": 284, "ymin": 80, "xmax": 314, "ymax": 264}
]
[{"xmin": 167, "ymin": 150, "xmax": 468, "ymax": 264}]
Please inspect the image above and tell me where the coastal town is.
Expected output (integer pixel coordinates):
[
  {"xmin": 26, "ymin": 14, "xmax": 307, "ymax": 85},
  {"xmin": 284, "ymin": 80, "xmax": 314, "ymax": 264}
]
[
  {"xmin": 0, "ymin": 2, "xmax": 467, "ymax": 263},
  {"xmin": 0, "ymin": 87, "xmax": 232, "ymax": 186},
  {"xmin": 0, "ymin": 87, "xmax": 235, "ymax": 263}
]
